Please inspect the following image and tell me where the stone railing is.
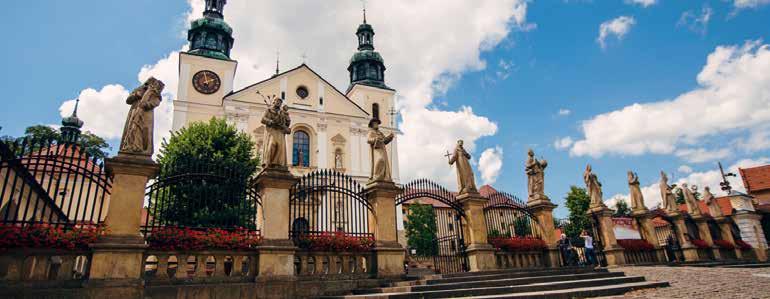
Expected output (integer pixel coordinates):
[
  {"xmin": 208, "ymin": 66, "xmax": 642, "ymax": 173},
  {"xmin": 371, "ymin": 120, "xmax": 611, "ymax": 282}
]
[
  {"xmin": 696, "ymin": 248, "xmax": 714, "ymax": 261},
  {"xmin": 142, "ymin": 251, "xmax": 258, "ymax": 284},
  {"xmin": 718, "ymin": 248, "xmax": 737, "ymax": 260},
  {"xmin": 622, "ymin": 250, "xmax": 659, "ymax": 265},
  {"xmin": 0, "ymin": 249, "xmax": 91, "ymax": 287},
  {"xmin": 740, "ymin": 248, "xmax": 756, "ymax": 260},
  {"xmin": 294, "ymin": 251, "xmax": 374, "ymax": 278},
  {"xmin": 494, "ymin": 251, "xmax": 545, "ymax": 269}
]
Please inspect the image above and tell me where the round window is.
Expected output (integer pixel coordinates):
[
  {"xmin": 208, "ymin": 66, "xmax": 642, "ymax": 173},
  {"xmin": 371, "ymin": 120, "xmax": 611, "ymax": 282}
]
[{"xmin": 296, "ymin": 86, "xmax": 309, "ymax": 99}]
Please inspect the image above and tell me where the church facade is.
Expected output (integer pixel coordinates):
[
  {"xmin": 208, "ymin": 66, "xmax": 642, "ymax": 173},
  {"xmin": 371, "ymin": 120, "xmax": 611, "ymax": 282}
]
[{"xmin": 171, "ymin": 1, "xmax": 400, "ymax": 182}]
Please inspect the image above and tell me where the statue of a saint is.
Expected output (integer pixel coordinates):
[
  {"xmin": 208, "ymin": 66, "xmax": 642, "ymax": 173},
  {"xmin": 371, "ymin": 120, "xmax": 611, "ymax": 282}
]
[
  {"xmin": 261, "ymin": 95, "xmax": 291, "ymax": 169},
  {"xmin": 584, "ymin": 164, "xmax": 605, "ymax": 208},
  {"xmin": 449, "ymin": 140, "xmax": 477, "ymax": 195},
  {"xmin": 334, "ymin": 150, "xmax": 343, "ymax": 169},
  {"xmin": 682, "ymin": 183, "xmax": 702, "ymax": 217},
  {"xmin": 659, "ymin": 171, "xmax": 678, "ymax": 213},
  {"xmin": 702, "ymin": 186, "xmax": 722, "ymax": 217},
  {"xmin": 120, "ymin": 77, "xmax": 165, "ymax": 157},
  {"xmin": 367, "ymin": 118, "xmax": 394, "ymax": 182},
  {"xmin": 525, "ymin": 149, "xmax": 548, "ymax": 201},
  {"xmin": 628, "ymin": 171, "xmax": 647, "ymax": 211}
]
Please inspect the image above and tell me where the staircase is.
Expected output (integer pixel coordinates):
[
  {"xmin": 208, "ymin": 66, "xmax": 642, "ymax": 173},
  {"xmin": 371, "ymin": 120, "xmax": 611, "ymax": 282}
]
[{"xmin": 320, "ymin": 267, "xmax": 668, "ymax": 299}]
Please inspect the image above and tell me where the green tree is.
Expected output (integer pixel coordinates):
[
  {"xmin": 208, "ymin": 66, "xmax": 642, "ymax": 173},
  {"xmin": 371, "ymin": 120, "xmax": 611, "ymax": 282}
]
[
  {"xmin": 13, "ymin": 125, "xmax": 111, "ymax": 159},
  {"xmin": 613, "ymin": 200, "xmax": 631, "ymax": 217},
  {"xmin": 564, "ymin": 186, "xmax": 591, "ymax": 244},
  {"xmin": 405, "ymin": 204, "xmax": 438, "ymax": 256},
  {"xmin": 154, "ymin": 118, "xmax": 260, "ymax": 228}
]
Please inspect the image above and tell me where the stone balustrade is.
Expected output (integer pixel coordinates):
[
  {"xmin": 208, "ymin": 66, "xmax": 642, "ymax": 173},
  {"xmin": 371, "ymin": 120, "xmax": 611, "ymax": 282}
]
[
  {"xmin": 622, "ymin": 250, "xmax": 659, "ymax": 265},
  {"xmin": 141, "ymin": 251, "xmax": 258, "ymax": 284},
  {"xmin": 293, "ymin": 251, "xmax": 373, "ymax": 278},
  {"xmin": 494, "ymin": 251, "xmax": 545, "ymax": 269},
  {"xmin": 0, "ymin": 249, "xmax": 91, "ymax": 287}
]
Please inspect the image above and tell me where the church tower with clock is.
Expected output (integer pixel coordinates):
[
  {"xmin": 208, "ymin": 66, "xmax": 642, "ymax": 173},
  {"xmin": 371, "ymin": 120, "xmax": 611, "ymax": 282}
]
[{"xmin": 172, "ymin": 1, "xmax": 400, "ymax": 184}]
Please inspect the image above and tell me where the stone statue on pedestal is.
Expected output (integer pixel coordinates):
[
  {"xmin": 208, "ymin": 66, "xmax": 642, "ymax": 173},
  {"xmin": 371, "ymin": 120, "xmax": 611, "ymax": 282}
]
[
  {"xmin": 261, "ymin": 95, "xmax": 291, "ymax": 169},
  {"xmin": 702, "ymin": 186, "xmax": 723, "ymax": 218},
  {"xmin": 660, "ymin": 171, "xmax": 678, "ymax": 213},
  {"xmin": 120, "ymin": 77, "xmax": 165, "ymax": 157},
  {"xmin": 525, "ymin": 149, "xmax": 548, "ymax": 201},
  {"xmin": 628, "ymin": 171, "xmax": 647, "ymax": 211},
  {"xmin": 449, "ymin": 140, "xmax": 477, "ymax": 195},
  {"xmin": 367, "ymin": 118, "xmax": 394, "ymax": 182},
  {"xmin": 584, "ymin": 164, "xmax": 605, "ymax": 208},
  {"xmin": 682, "ymin": 183, "xmax": 702, "ymax": 217}
]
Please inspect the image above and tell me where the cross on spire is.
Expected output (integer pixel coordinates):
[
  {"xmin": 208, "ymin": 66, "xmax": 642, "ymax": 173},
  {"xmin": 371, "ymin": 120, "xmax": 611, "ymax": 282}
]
[
  {"xmin": 71, "ymin": 98, "xmax": 80, "ymax": 117},
  {"xmin": 275, "ymin": 49, "xmax": 280, "ymax": 75},
  {"xmin": 362, "ymin": 0, "xmax": 367, "ymax": 24}
]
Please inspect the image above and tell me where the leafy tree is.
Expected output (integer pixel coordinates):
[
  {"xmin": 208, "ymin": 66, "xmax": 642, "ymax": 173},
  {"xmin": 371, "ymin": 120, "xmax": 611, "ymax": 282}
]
[
  {"xmin": 10, "ymin": 125, "xmax": 111, "ymax": 159},
  {"xmin": 154, "ymin": 118, "xmax": 259, "ymax": 228},
  {"xmin": 563, "ymin": 186, "xmax": 592, "ymax": 244},
  {"xmin": 613, "ymin": 200, "xmax": 631, "ymax": 217},
  {"xmin": 405, "ymin": 204, "xmax": 438, "ymax": 256},
  {"xmin": 673, "ymin": 185, "xmax": 701, "ymax": 205}
]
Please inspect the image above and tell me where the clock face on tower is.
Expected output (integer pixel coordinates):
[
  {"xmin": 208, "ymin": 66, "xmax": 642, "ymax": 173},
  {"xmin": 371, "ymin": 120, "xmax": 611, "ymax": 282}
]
[{"xmin": 192, "ymin": 70, "xmax": 221, "ymax": 94}]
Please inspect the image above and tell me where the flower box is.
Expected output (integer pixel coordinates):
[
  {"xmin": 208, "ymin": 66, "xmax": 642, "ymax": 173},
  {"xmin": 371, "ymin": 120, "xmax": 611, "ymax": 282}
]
[
  {"xmin": 713, "ymin": 240, "xmax": 735, "ymax": 250},
  {"xmin": 0, "ymin": 223, "xmax": 104, "ymax": 250},
  {"xmin": 489, "ymin": 237, "xmax": 546, "ymax": 252},
  {"xmin": 295, "ymin": 232, "xmax": 375, "ymax": 252},
  {"xmin": 617, "ymin": 239, "xmax": 655, "ymax": 251},
  {"xmin": 735, "ymin": 239, "xmax": 753, "ymax": 250},
  {"xmin": 690, "ymin": 239, "xmax": 710, "ymax": 249},
  {"xmin": 146, "ymin": 227, "xmax": 262, "ymax": 251}
]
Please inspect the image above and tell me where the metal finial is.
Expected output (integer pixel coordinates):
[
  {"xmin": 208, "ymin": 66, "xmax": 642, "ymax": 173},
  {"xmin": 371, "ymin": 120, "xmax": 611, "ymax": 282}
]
[
  {"xmin": 72, "ymin": 98, "xmax": 80, "ymax": 117},
  {"xmin": 362, "ymin": 0, "xmax": 367, "ymax": 24},
  {"xmin": 275, "ymin": 49, "xmax": 280, "ymax": 75}
]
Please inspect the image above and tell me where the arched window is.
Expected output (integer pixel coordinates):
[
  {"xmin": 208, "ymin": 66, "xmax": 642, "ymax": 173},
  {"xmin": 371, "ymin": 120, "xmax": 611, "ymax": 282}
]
[
  {"xmin": 293, "ymin": 130, "xmax": 310, "ymax": 167},
  {"xmin": 372, "ymin": 103, "xmax": 380, "ymax": 120}
]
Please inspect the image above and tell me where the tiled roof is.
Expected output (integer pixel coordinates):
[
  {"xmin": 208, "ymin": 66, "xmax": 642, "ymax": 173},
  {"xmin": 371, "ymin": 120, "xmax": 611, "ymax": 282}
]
[
  {"xmin": 479, "ymin": 184, "xmax": 498, "ymax": 197},
  {"xmin": 676, "ymin": 197, "xmax": 733, "ymax": 217},
  {"xmin": 739, "ymin": 164, "xmax": 770, "ymax": 193}
]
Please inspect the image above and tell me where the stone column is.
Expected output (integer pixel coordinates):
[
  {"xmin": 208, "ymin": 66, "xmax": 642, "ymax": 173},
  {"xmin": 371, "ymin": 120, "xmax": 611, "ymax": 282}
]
[
  {"xmin": 668, "ymin": 212, "xmax": 700, "ymax": 262},
  {"xmin": 89, "ymin": 155, "xmax": 157, "ymax": 286},
  {"xmin": 587, "ymin": 206, "xmax": 625, "ymax": 266},
  {"xmin": 255, "ymin": 168, "xmax": 298, "ymax": 279},
  {"xmin": 457, "ymin": 192, "xmax": 496, "ymax": 271},
  {"xmin": 364, "ymin": 181, "xmax": 404, "ymax": 278},
  {"xmin": 631, "ymin": 210, "xmax": 666, "ymax": 263},
  {"xmin": 693, "ymin": 215, "xmax": 720, "ymax": 260},
  {"xmin": 715, "ymin": 216, "xmax": 742, "ymax": 259},
  {"xmin": 733, "ymin": 210, "xmax": 768, "ymax": 262},
  {"xmin": 527, "ymin": 198, "xmax": 560, "ymax": 267}
]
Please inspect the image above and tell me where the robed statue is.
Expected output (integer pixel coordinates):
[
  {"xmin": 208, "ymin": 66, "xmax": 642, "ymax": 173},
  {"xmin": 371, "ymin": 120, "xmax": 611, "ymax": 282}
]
[
  {"xmin": 449, "ymin": 140, "xmax": 477, "ymax": 195},
  {"xmin": 120, "ymin": 77, "xmax": 165, "ymax": 156},
  {"xmin": 659, "ymin": 171, "xmax": 678, "ymax": 213},
  {"xmin": 628, "ymin": 171, "xmax": 647, "ymax": 211},
  {"xmin": 261, "ymin": 95, "xmax": 291, "ymax": 169},
  {"xmin": 525, "ymin": 149, "xmax": 548, "ymax": 201},
  {"xmin": 702, "ymin": 186, "xmax": 722, "ymax": 217},
  {"xmin": 682, "ymin": 183, "xmax": 702, "ymax": 217},
  {"xmin": 367, "ymin": 118, "xmax": 394, "ymax": 182},
  {"xmin": 584, "ymin": 164, "xmax": 605, "ymax": 208}
]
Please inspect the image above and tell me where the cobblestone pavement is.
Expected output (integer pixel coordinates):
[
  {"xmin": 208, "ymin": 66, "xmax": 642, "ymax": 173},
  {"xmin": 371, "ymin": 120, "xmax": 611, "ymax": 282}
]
[{"xmin": 598, "ymin": 266, "xmax": 770, "ymax": 299}]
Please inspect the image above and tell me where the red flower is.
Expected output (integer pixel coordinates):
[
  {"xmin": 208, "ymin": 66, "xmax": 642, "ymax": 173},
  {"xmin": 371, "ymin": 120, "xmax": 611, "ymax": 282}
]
[
  {"xmin": 145, "ymin": 227, "xmax": 262, "ymax": 251},
  {"xmin": 617, "ymin": 239, "xmax": 655, "ymax": 251},
  {"xmin": 735, "ymin": 240, "xmax": 753, "ymax": 250},
  {"xmin": 0, "ymin": 223, "xmax": 104, "ymax": 250},
  {"xmin": 489, "ymin": 237, "xmax": 547, "ymax": 252},
  {"xmin": 713, "ymin": 240, "xmax": 735, "ymax": 250},
  {"xmin": 297, "ymin": 232, "xmax": 375, "ymax": 252},
  {"xmin": 691, "ymin": 239, "xmax": 710, "ymax": 249}
]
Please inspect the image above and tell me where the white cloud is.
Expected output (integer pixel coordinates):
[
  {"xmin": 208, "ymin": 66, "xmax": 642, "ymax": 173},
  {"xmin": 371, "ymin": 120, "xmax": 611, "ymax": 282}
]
[
  {"xmin": 478, "ymin": 146, "xmax": 504, "ymax": 185},
  {"xmin": 735, "ymin": 126, "xmax": 770, "ymax": 153},
  {"xmin": 59, "ymin": 85, "xmax": 129, "ymax": 140},
  {"xmin": 554, "ymin": 136, "xmax": 574, "ymax": 150},
  {"xmin": 597, "ymin": 16, "xmax": 636, "ymax": 49},
  {"xmin": 557, "ymin": 108, "xmax": 571, "ymax": 116},
  {"xmin": 678, "ymin": 165, "xmax": 693, "ymax": 174},
  {"xmin": 678, "ymin": 5, "xmax": 713, "ymax": 36},
  {"xmin": 733, "ymin": 0, "xmax": 770, "ymax": 8},
  {"xmin": 674, "ymin": 148, "xmax": 731, "ymax": 164},
  {"xmin": 568, "ymin": 41, "xmax": 770, "ymax": 160},
  {"xmin": 625, "ymin": 0, "xmax": 658, "ymax": 8},
  {"xmin": 496, "ymin": 59, "xmax": 515, "ymax": 80},
  {"xmin": 57, "ymin": 0, "xmax": 534, "ymax": 185},
  {"xmin": 606, "ymin": 157, "xmax": 770, "ymax": 209}
]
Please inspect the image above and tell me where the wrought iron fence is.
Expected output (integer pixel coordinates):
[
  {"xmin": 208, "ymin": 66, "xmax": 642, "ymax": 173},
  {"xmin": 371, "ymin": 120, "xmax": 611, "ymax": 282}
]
[
  {"xmin": 484, "ymin": 192, "xmax": 540, "ymax": 239},
  {"xmin": 142, "ymin": 158, "xmax": 261, "ymax": 236},
  {"xmin": 0, "ymin": 138, "xmax": 111, "ymax": 229},
  {"xmin": 288, "ymin": 170, "xmax": 373, "ymax": 247}
]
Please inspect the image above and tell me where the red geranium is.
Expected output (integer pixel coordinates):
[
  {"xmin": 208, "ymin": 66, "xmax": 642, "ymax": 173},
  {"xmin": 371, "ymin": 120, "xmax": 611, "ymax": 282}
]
[
  {"xmin": 489, "ymin": 237, "xmax": 547, "ymax": 252},
  {"xmin": 0, "ymin": 223, "xmax": 104, "ymax": 250},
  {"xmin": 735, "ymin": 239, "xmax": 753, "ymax": 250},
  {"xmin": 146, "ymin": 227, "xmax": 262, "ymax": 251},
  {"xmin": 713, "ymin": 240, "xmax": 735, "ymax": 250},
  {"xmin": 691, "ymin": 239, "xmax": 710, "ymax": 249},
  {"xmin": 296, "ymin": 232, "xmax": 375, "ymax": 252},
  {"xmin": 617, "ymin": 239, "xmax": 655, "ymax": 251}
]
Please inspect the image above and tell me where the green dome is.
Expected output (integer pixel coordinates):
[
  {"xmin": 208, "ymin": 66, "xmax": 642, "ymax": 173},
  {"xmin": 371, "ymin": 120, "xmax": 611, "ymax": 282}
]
[
  {"xmin": 356, "ymin": 23, "xmax": 373, "ymax": 35},
  {"xmin": 350, "ymin": 50, "xmax": 384, "ymax": 64},
  {"xmin": 61, "ymin": 115, "xmax": 83, "ymax": 128},
  {"xmin": 190, "ymin": 17, "xmax": 233, "ymax": 35}
]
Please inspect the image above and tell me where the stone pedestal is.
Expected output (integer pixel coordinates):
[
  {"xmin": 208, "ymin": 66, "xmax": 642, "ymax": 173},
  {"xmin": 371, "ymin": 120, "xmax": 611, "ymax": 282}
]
[
  {"xmin": 457, "ymin": 192, "xmax": 496, "ymax": 271},
  {"xmin": 587, "ymin": 205, "xmax": 625, "ymax": 266},
  {"xmin": 693, "ymin": 216, "xmax": 720, "ymax": 260},
  {"xmin": 733, "ymin": 211, "xmax": 768, "ymax": 262},
  {"xmin": 365, "ymin": 180, "xmax": 405, "ymax": 278},
  {"xmin": 89, "ymin": 155, "xmax": 158, "ymax": 282},
  {"xmin": 255, "ymin": 168, "xmax": 298, "ymax": 278},
  {"xmin": 715, "ymin": 217, "xmax": 742, "ymax": 259},
  {"xmin": 669, "ymin": 212, "xmax": 699, "ymax": 262},
  {"xmin": 528, "ymin": 199, "xmax": 560, "ymax": 267},
  {"xmin": 632, "ymin": 209, "xmax": 665, "ymax": 263}
]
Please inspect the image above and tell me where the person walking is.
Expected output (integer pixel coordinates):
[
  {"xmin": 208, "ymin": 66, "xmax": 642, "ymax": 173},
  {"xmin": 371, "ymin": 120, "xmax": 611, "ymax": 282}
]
[{"xmin": 581, "ymin": 230, "xmax": 596, "ymax": 266}]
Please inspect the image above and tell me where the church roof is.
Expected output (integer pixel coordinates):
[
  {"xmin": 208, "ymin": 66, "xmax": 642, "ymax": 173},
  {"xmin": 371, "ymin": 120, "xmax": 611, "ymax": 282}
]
[
  {"xmin": 739, "ymin": 164, "xmax": 770, "ymax": 193},
  {"xmin": 225, "ymin": 64, "xmax": 369, "ymax": 116}
]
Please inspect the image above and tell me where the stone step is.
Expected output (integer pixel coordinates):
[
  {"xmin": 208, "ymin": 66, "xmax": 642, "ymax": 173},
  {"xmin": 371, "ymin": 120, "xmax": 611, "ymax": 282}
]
[
  {"xmin": 425, "ymin": 267, "xmax": 606, "ymax": 285},
  {"xmin": 353, "ymin": 271, "xmax": 625, "ymax": 295},
  {"xmin": 721, "ymin": 263, "xmax": 770, "ymax": 268},
  {"xmin": 438, "ymin": 266, "xmax": 585, "ymax": 278},
  {"xmin": 321, "ymin": 276, "xmax": 652, "ymax": 299},
  {"xmin": 457, "ymin": 281, "xmax": 670, "ymax": 299}
]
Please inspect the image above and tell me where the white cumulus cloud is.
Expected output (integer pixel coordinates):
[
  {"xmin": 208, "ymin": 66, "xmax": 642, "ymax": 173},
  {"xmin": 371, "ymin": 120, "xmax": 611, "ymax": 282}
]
[
  {"xmin": 554, "ymin": 137, "xmax": 574, "ymax": 150},
  {"xmin": 597, "ymin": 16, "xmax": 636, "ymax": 49},
  {"xmin": 625, "ymin": 0, "xmax": 658, "ymax": 8},
  {"xmin": 678, "ymin": 165, "xmax": 693, "ymax": 174},
  {"xmin": 478, "ymin": 146, "xmax": 504, "ymax": 185},
  {"xmin": 674, "ymin": 148, "xmax": 731, "ymax": 164}
]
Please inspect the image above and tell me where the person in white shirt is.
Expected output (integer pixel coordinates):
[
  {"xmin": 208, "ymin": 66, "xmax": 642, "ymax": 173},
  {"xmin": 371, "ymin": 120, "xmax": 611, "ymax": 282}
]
[{"xmin": 581, "ymin": 230, "xmax": 596, "ymax": 266}]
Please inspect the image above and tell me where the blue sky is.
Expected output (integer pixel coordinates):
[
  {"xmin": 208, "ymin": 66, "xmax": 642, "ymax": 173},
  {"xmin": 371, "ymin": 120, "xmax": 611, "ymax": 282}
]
[{"xmin": 2, "ymin": 1, "xmax": 770, "ymax": 217}]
